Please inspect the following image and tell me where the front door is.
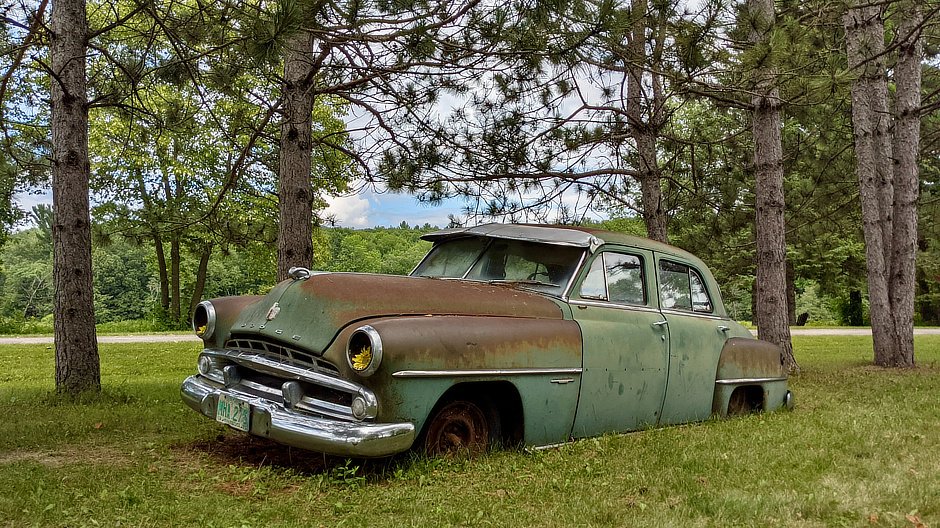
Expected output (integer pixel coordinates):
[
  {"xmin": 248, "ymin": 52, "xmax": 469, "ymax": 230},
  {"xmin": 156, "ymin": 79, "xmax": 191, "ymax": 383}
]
[{"xmin": 571, "ymin": 249, "xmax": 669, "ymax": 437}]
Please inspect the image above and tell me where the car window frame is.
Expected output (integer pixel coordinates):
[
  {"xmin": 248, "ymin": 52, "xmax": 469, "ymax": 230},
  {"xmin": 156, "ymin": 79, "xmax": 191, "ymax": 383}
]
[
  {"xmin": 574, "ymin": 250, "xmax": 649, "ymax": 308},
  {"xmin": 656, "ymin": 258, "xmax": 715, "ymax": 315}
]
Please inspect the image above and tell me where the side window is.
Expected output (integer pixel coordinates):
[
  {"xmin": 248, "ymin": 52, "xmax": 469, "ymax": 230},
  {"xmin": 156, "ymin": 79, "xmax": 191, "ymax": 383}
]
[
  {"xmin": 607, "ymin": 254, "xmax": 645, "ymax": 304},
  {"xmin": 579, "ymin": 252, "xmax": 646, "ymax": 305},
  {"xmin": 690, "ymin": 269, "xmax": 713, "ymax": 312},
  {"xmin": 580, "ymin": 258, "xmax": 607, "ymax": 300},
  {"xmin": 659, "ymin": 260, "xmax": 713, "ymax": 313}
]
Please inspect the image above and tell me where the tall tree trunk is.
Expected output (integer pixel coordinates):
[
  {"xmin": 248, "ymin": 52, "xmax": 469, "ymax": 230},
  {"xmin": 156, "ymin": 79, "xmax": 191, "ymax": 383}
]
[
  {"xmin": 152, "ymin": 230, "xmax": 169, "ymax": 312},
  {"xmin": 137, "ymin": 175, "xmax": 169, "ymax": 312},
  {"xmin": 844, "ymin": 0, "xmax": 919, "ymax": 368},
  {"xmin": 188, "ymin": 245, "xmax": 212, "ymax": 319},
  {"xmin": 277, "ymin": 31, "xmax": 315, "ymax": 281},
  {"xmin": 170, "ymin": 234, "xmax": 181, "ymax": 322},
  {"xmin": 50, "ymin": 0, "xmax": 99, "ymax": 393},
  {"xmin": 887, "ymin": 0, "xmax": 921, "ymax": 367},
  {"xmin": 748, "ymin": 0, "xmax": 796, "ymax": 371},
  {"xmin": 626, "ymin": 0, "xmax": 668, "ymax": 244},
  {"xmin": 786, "ymin": 260, "xmax": 797, "ymax": 326}
]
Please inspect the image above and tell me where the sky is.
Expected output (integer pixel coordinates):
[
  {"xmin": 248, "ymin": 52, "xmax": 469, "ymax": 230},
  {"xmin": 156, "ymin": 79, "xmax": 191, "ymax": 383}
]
[
  {"xmin": 322, "ymin": 189, "xmax": 464, "ymax": 228},
  {"xmin": 12, "ymin": 187, "xmax": 467, "ymax": 231}
]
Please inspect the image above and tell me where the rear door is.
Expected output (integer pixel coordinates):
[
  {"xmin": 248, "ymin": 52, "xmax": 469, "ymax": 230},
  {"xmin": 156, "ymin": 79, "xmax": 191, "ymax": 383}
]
[
  {"xmin": 655, "ymin": 257, "xmax": 730, "ymax": 425},
  {"xmin": 571, "ymin": 248, "xmax": 669, "ymax": 437}
]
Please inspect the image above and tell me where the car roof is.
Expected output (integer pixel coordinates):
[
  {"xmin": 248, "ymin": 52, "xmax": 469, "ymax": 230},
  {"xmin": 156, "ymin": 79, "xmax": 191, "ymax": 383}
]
[{"xmin": 422, "ymin": 223, "xmax": 698, "ymax": 261}]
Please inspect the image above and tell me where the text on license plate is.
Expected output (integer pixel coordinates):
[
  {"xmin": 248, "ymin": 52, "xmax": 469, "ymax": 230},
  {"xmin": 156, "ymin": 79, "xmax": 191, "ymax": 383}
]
[{"xmin": 216, "ymin": 394, "xmax": 250, "ymax": 432}]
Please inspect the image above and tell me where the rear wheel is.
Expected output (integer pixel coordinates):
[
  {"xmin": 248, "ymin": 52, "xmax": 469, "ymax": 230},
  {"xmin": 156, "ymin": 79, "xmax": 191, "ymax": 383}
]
[{"xmin": 424, "ymin": 401, "xmax": 490, "ymax": 456}]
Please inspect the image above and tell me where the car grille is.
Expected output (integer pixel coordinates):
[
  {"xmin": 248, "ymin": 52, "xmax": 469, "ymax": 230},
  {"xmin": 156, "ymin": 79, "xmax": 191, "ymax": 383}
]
[
  {"xmin": 217, "ymin": 335, "xmax": 358, "ymax": 421},
  {"xmin": 225, "ymin": 334, "xmax": 340, "ymax": 375}
]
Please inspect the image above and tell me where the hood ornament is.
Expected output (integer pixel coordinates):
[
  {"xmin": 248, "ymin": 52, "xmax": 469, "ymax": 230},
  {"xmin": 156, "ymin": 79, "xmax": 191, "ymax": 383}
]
[
  {"xmin": 266, "ymin": 302, "xmax": 281, "ymax": 321},
  {"xmin": 288, "ymin": 267, "xmax": 312, "ymax": 280}
]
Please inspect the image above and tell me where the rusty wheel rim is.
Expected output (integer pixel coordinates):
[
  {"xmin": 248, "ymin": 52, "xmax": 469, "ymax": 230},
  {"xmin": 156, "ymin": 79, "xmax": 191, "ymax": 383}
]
[{"xmin": 425, "ymin": 401, "xmax": 489, "ymax": 456}]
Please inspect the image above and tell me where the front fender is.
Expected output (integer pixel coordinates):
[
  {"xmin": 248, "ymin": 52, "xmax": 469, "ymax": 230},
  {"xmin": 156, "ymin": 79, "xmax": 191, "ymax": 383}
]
[{"xmin": 321, "ymin": 315, "xmax": 583, "ymax": 446}]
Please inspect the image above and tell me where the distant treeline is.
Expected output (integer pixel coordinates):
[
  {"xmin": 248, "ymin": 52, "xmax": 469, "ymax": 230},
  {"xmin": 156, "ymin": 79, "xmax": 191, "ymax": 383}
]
[
  {"xmin": 0, "ymin": 222, "xmax": 436, "ymax": 333},
  {"xmin": 1, "ymin": 218, "xmax": 938, "ymax": 334}
]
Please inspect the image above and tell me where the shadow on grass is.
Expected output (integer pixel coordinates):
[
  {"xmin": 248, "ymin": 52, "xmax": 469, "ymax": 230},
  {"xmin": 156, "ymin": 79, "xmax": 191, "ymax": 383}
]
[{"xmin": 174, "ymin": 431, "xmax": 419, "ymax": 482}]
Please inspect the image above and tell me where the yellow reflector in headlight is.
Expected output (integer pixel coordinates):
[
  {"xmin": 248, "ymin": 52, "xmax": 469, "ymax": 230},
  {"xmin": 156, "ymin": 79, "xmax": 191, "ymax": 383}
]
[
  {"xmin": 193, "ymin": 301, "xmax": 216, "ymax": 340},
  {"xmin": 346, "ymin": 325, "xmax": 383, "ymax": 376}
]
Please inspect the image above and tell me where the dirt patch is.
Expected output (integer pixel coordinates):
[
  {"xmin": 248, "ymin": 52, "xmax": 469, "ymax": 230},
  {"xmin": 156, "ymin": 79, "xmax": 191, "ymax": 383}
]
[
  {"xmin": 171, "ymin": 431, "xmax": 413, "ymax": 487},
  {"xmin": 0, "ymin": 445, "xmax": 130, "ymax": 468},
  {"xmin": 173, "ymin": 432, "xmax": 337, "ymax": 474}
]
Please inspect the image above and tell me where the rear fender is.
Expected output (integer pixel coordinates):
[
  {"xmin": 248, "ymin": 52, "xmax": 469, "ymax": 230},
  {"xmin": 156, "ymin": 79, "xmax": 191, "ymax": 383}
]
[{"xmin": 711, "ymin": 337, "xmax": 789, "ymax": 415}]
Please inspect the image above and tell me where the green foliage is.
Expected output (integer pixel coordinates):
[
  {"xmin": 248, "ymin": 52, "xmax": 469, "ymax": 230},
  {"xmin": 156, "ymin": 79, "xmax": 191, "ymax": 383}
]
[
  {"xmin": 92, "ymin": 241, "xmax": 153, "ymax": 324},
  {"xmin": 316, "ymin": 224, "xmax": 436, "ymax": 275},
  {"xmin": 0, "ymin": 228, "xmax": 53, "ymax": 321},
  {"xmin": 0, "ymin": 222, "xmax": 439, "ymax": 334},
  {"xmin": 793, "ymin": 281, "xmax": 838, "ymax": 326},
  {"xmin": 831, "ymin": 290, "xmax": 869, "ymax": 327}
]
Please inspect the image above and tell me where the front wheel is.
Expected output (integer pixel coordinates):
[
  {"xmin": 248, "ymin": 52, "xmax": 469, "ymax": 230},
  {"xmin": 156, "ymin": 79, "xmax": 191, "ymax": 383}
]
[{"xmin": 424, "ymin": 401, "xmax": 490, "ymax": 456}]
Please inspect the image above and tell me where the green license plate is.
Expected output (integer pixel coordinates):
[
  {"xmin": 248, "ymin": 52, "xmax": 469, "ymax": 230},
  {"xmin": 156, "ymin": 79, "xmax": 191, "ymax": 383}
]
[{"xmin": 216, "ymin": 393, "xmax": 250, "ymax": 432}]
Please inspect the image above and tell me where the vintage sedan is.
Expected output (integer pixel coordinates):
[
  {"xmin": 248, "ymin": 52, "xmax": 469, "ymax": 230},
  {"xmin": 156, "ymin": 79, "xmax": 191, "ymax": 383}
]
[{"xmin": 182, "ymin": 223, "xmax": 792, "ymax": 457}]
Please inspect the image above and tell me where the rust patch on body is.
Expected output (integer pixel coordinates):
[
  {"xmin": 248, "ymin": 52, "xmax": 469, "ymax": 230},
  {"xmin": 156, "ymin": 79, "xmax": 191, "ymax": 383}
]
[
  {"xmin": 715, "ymin": 337, "xmax": 786, "ymax": 381},
  {"xmin": 298, "ymin": 273, "xmax": 563, "ymax": 325},
  {"xmin": 369, "ymin": 316, "xmax": 583, "ymax": 371}
]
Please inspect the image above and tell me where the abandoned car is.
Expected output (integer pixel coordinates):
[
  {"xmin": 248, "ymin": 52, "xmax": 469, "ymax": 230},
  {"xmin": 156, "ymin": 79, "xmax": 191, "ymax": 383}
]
[{"xmin": 181, "ymin": 223, "xmax": 793, "ymax": 456}]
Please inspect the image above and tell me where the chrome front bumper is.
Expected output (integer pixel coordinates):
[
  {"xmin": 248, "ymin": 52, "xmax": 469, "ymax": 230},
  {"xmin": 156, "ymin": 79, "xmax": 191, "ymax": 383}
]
[{"xmin": 181, "ymin": 375, "xmax": 416, "ymax": 457}]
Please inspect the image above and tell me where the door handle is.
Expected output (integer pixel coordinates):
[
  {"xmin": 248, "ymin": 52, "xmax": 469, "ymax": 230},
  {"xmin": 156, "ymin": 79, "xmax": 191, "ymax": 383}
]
[
  {"xmin": 652, "ymin": 320, "xmax": 668, "ymax": 328},
  {"xmin": 717, "ymin": 325, "xmax": 730, "ymax": 332}
]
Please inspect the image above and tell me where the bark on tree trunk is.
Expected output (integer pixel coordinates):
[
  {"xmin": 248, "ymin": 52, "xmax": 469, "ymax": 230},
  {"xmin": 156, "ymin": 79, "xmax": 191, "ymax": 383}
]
[
  {"xmin": 887, "ymin": 0, "xmax": 921, "ymax": 368},
  {"xmin": 188, "ymin": 246, "xmax": 212, "ymax": 320},
  {"xmin": 50, "ymin": 0, "xmax": 100, "ymax": 393},
  {"xmin": 748, "ymin": 0, "xmax": 796, "ymax": 371},
  {"xmin": 277, "ymin": 31, "xmax": 316, "ymax": 282},
  {"xmin": 626, "ymin": 0, "xmax": 668, "ymax": 244},
  {"xmin": 786, "ymin": 260, "xmax": 797, "ymax": 327},
  {"xmin": 170, "ymin": 234, "xmax": 181, "ymax": 322},
  {"xmin": 153, "ymin": 231, "xmax": 169, "ymax": 312},
  {"xmin": 843, "ymin": 0, "xmax": 920, "ymax": 368}
]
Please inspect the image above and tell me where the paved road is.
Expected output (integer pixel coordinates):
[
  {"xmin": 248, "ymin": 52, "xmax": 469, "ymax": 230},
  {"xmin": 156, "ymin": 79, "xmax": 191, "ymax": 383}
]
[
  {"xmin": 1, "ymin": 328, "xmax": 939, "ymax": 345},
  {"xmin": 789, "ymin": 328, "xmax": 940, "ymax": 336},
  {"xmin": 0, "ymin": 334, "xmax": 201, "ymax": 345}
]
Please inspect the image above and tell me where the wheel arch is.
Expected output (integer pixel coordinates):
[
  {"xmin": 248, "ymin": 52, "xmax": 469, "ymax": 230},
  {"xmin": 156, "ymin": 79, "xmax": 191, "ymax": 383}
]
[
  {"xmin": 712, "ymin": 337, "xmax": 790, "ymax": 416},
  {"xmin": 418, "ymin": 380, "xmax": 525, "ymax": 451}
]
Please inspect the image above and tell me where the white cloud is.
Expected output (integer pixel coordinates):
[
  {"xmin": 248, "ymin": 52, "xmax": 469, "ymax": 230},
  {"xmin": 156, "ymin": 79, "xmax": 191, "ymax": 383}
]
[{"xmin": 323, "ymin": 193, "xmax": 373, "ymax": 227}]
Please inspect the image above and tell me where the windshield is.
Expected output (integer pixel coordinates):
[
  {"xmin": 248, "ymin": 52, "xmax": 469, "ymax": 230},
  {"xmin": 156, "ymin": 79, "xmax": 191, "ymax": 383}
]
[{"xmin": 411, "ymin": 236, "xmax": 585, "ymax": 296}]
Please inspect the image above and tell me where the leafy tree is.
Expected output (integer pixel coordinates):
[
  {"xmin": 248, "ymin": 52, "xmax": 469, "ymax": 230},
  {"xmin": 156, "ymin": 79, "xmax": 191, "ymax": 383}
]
[
  {"xmin": 92, "ymin": 240, "xmax": 152, "ymax": 323},
  {"xmin": 81, "ymin": 0, "xmax": 351, "ymax": 325},
  {"xmin": 0, "ymin": 228, "xmax": 53, "ymax": 320}
]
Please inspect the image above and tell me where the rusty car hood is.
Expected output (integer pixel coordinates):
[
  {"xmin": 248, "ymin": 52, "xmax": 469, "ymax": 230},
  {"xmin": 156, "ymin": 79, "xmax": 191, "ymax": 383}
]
[{"xmin": 229, "ymin": 272, "xmax": 565, "ymax": 355}]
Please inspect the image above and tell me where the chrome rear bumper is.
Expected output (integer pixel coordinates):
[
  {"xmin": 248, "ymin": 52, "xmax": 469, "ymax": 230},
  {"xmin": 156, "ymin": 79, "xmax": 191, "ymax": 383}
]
[{"xmin": 181, "ymin": 375, "xmax": 415, "ymax": 457}]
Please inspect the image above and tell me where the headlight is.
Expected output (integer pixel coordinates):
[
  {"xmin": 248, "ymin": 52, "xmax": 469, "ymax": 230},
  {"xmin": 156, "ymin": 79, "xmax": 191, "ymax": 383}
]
[
  {"xmin": 346, "ymin": 325, "xmax": 383, "ymax": 377},
  {"xmin": 193, "ymin": 301, "xmax": 216, "ymax": 340}
]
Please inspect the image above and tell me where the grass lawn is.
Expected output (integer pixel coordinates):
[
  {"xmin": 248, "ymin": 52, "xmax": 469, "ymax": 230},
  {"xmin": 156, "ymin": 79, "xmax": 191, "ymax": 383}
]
[{"xmin": 0, "ymin": 336, "xmax": 938, "ymax": 527}]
